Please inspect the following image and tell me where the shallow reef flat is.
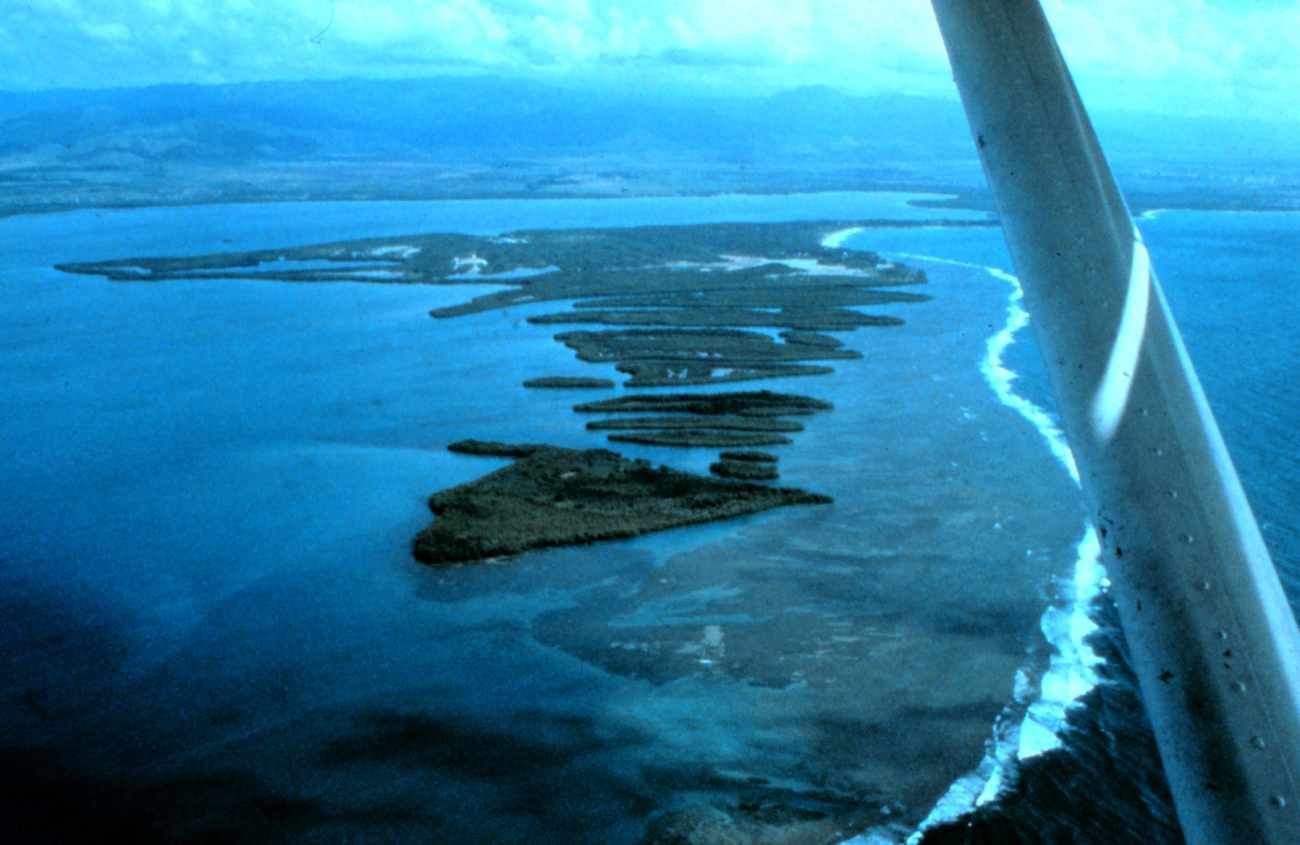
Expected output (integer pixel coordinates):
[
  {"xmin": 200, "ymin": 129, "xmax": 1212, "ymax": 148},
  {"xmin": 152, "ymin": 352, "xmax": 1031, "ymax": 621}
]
[
  {"xmin": 34, "ymin": 205, "xmax": 1105, "ymax": 842},
  {"xmin": 414, "ymin": 441, "xmax": 830, "ymax": 564}
]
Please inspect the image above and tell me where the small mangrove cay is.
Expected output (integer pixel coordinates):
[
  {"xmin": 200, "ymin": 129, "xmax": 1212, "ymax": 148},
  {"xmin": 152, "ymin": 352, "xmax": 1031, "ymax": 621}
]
[{"xmin": 416, "ymin": 441, "xmax": 831, "ymax": 564}]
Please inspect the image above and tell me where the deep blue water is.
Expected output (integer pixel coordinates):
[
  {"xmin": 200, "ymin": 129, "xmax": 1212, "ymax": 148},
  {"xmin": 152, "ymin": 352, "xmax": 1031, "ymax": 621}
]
[{"xmin": 1, "ymin": 195, "xmax": 1296, "ymax": 845}]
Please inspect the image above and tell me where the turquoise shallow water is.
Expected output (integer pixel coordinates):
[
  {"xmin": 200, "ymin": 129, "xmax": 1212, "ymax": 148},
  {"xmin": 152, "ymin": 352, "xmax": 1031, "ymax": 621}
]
[{"xmin": 1, "ymin": 195, "xmax": 1296, "ymax": 844}]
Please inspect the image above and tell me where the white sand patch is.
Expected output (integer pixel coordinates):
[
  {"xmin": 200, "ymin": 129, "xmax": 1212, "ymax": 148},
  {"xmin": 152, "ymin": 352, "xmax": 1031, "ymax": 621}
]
[
  {"xmin": 446, "ymin": 266, "xmax": 559, "ymax": 282},
  {"xmin": 821, "ymin": 227, "xmax": 865, "ymax": 248},
  {"xmin": 780, "ymin": 258, "xmax": 881, "ymax": 277},
  {"xmin": 342, "ymin": 270, "xmax": 406, "ymax": 279},
  {"xmin": 663, "ymin": 255, "xmax": 883, "ymax": 277},
  {"xmin": 370, "ymin": 245, "xmax": 421, "ymax": 258}
]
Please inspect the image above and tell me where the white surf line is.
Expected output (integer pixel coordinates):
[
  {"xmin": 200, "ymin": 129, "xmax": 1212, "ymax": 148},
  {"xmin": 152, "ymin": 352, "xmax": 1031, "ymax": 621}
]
[
  {"xmin": 893, "ymin": 251, "xmax": 1082, "ymax": 481},
  {"xmin": 835, "ymin": 248, "xmax": 1106, "ymax": 845}
]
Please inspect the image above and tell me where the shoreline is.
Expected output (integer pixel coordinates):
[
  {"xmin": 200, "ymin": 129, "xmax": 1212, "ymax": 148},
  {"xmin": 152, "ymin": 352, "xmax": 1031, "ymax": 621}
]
[
  {"xmin": 1, "ymin": 187, "xmax": 998, "ymax": 222},
  {"xmin": 12, "ymin": 188, "xmax": 1300, "ymax": 225},
  {"xmin": 859, "ymin": 248, "xmax": 1105, "ymax": 843}
]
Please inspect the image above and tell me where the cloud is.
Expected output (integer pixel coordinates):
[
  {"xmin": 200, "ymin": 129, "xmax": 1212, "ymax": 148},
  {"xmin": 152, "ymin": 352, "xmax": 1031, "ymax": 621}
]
[
  {"xmin": 79, "ymin": 21, "xmax": 132, "ymax": 41},
  {"xmin": 0, "ymin": 0, "xmax": 1296, "ymax": 120},
  {"xmin": 1042, "ymin": 0, "xmax": 1300, "ymax": 117},
  {"xmin": 0, "ymin": 0, "xmax": 949, "ymax": 92}
]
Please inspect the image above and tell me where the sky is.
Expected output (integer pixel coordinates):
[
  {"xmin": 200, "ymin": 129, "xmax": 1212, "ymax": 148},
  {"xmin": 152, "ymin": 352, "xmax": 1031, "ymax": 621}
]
[{"xmin": 2, "ymin": 0, "xmax": 1299, "ymax": 121}]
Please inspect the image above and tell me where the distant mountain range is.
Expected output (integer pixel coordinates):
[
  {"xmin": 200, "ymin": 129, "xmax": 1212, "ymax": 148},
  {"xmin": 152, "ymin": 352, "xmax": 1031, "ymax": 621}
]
[
  {"xmin": 0, "ymin": 78, "xmax": 977, "ymax": 163},
  {"xmin": 2, "ymin": 76, "xmax": 1298, "ymax": 216}
]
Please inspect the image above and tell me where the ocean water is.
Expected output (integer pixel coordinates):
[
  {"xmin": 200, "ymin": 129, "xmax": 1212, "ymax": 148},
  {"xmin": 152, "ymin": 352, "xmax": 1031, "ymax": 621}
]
[{"xmin": 1, "ymin": 195, "xmax": 1295, "ymax": 844}]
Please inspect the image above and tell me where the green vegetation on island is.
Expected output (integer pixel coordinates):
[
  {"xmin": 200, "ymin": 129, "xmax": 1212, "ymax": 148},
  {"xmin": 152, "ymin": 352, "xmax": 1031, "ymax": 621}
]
[
  {"xmin": 60, "ymin": 224, "xmax": 909, "ymax": 560},
  {"xmin": 574, "ymin": 390, "xmax": 833, "ymax": 417},
  {"xmin": 585, "ymin": 416, "xmax": 804, "ymax": 433},
  {"xmin": 779, "ymin": 330, "xmax": 849, "ymax": 349},
  {"xmin": 719, "ymin": 450, "xmax": 779, "ymax": 463},
  {"xmin": 607, "ymin": 431, "xmax": 793, "ymax": 448},
  {"xmin": 58, "ymin": 222, "xmax": 922, "ymax": 450},
  {"xmin": 529, "ymin": 307, "xmax": 904, "ymax": 331},
  {"xmin": 414, "ymin": 442, "xmax": 831, "ymax": 564},
  {"xmin": 56, "ymin": 222, "xmax": 926, "ymax": 393},
  {"xmin": 553, "ymin": 328, "xmax": 858, "ymax": 386},
  {"xmin": 522, "ymin": 376, "xmax": 615, "ymax": 389},
  {"xmin": 446, "ymin": 440, "xmax": 547, "ymax": 458},
  {"xmin": 556, "ymin": 328, "xmax": 860, "ymax": 363},
  {"xmin": 578, "ymin": 390, "xmax": 828, "ymax": 448},
  {"xmin": 610, "ymin": 361, "xmax": 833, "ymax": 387},
  {"xmin": 710, "ymin": 460, "xmax": 780, "ymax": 481}
]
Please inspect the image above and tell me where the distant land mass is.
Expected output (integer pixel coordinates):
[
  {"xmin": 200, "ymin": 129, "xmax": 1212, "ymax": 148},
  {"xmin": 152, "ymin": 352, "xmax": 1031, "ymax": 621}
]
[{"xmin": 4, "ymin": 76, "xmax": 1299, "ymax": 217}]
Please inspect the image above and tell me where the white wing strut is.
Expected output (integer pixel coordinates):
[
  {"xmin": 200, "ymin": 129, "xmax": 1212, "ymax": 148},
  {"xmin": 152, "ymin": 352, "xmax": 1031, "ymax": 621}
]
[{"xmin": 927, "ymin": 2, "xmax": 1300, "ymax": 843}]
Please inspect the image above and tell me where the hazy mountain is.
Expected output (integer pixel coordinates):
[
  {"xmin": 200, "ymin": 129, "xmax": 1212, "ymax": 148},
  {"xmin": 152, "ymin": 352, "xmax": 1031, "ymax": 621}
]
[
  {"xmin": 1, "ymin": 76, "xmax": 1297, "ymax": 216},
  {"xmin": 0, "ymin": 78, "xmax": 976, "ymax": 163}
]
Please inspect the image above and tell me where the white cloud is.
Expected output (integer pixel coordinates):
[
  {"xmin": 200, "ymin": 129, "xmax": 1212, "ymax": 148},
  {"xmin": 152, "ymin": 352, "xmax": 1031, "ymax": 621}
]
[
  {"xmin": 0, "ymin": 0, "xmax": 1296, "ymax": 120},
  {"xmin": 1042, "ymin": 0, "xmax": 1300, "ymax": 117},
  {"xmin": 0, "ymin": 0, "xmax": 950, "ymax": 93},
  {"xmin": 79, "ymin": 21, "xmax": 131, "ymax": 41}
]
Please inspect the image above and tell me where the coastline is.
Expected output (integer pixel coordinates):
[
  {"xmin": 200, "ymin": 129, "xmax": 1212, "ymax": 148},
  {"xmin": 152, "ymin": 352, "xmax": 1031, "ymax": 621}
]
[
  {"xmin": 846, "ymin": 247, "xmax": 1105, "ymax": 842},
  {"xmin": 11, "ymin": 181, "xmax": 1298, "ymax": 225},
  {"xmin": 0, "ymin": 184, "xmax": 998, "ymax": 222}
]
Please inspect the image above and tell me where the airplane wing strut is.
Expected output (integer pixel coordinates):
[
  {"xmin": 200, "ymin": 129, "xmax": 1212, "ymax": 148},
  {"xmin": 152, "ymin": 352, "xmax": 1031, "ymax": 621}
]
[{"xmin": 927, "ymin": 2, "xmax": 1300, "ymax": 843}]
